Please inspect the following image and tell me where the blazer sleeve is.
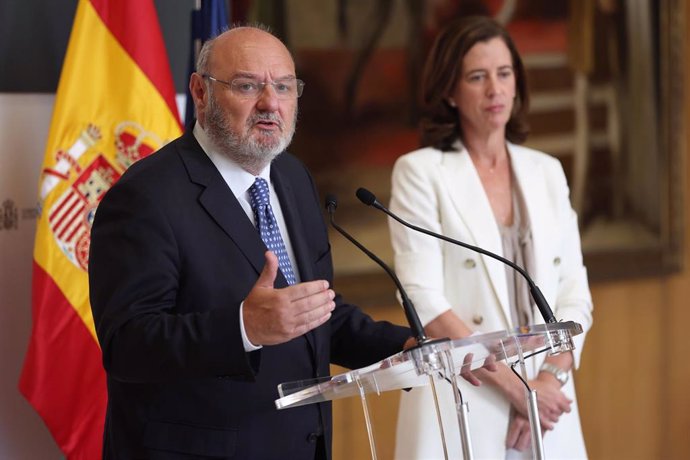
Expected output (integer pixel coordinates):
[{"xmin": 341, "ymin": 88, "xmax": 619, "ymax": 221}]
[
  {"xmin": 388, "ymin": 151, "xmax": 456, "ymax": 326},
  {"xmin": 89, "ymin": 174, "xmax": 254, "ymax": 384}
]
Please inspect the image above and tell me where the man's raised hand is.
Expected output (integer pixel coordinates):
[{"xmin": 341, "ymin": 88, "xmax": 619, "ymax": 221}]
[{"xmin": 243, "ymin": 251, "xmax": 336, "ymax": 345}]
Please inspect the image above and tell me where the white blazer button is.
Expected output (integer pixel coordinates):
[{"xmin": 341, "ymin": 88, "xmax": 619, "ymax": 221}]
[
  {"xmin": 472, "ymin": 314, "xmax": 483, "ymax": 325},
  {"xmin": 464, "ymin": 259, "xmax": 476, "ymax": 269},
  {"xmin": 553, "ymin": 257, "xmax": 561, "ymax": 266}
]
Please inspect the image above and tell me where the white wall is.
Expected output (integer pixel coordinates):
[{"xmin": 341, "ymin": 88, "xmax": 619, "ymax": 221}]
[{"xmin": 0, "ymin": 94, "xmax": 63, "ymax": 457}]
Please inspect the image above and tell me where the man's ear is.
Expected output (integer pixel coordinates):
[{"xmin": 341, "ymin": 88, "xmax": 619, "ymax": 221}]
[{"xmin": 189, "ymin": 73, "xmax": 208, "ymax": 111}]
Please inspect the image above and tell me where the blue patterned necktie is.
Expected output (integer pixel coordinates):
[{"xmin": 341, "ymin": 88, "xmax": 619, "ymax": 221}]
[{"xmin": 248, "ymin": 177, "xmax": 297, "ymax": 285}]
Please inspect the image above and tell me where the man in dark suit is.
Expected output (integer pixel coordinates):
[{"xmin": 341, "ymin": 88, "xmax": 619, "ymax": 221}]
[{"xmin": 89, "ymin": 25, "xmax": 412, "ymax": 459}]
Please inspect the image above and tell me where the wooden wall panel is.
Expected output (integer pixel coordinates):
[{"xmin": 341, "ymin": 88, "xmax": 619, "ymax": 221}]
[
  {"xmin": 664, "ymin": 25, "xmax": 690, "ymax": 454},
  {"xmin": 665, "ymin": 273, "xmax": 690, "ymax": 459},
  {"xmin": 578, "ymin": 281, "xmax": 665, "ymax": 459},
  {"xmin": 331, "ymin": 306, "xmax": 406, "ymax": 460}
]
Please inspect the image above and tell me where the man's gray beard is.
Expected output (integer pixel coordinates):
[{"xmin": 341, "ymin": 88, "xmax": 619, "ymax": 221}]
[{"xmin": 205, "ymin": 91, "xmax": 296, "ymax": 172}]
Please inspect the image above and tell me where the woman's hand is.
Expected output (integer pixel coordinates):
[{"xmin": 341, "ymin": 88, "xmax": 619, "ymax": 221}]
[
  {"xmin": 459, "ymin": 352, "xmax": 498, "ymax": 386},
  {"xmin": 507, "ymin": 374, "xmax": 572, "ymax": 430},
  {"xmin": 506, "ymin": 413, "xmax": 546, "ymax": 451}
]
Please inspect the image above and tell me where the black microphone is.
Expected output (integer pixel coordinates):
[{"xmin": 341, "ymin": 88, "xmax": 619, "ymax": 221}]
[
  {"xmin": 355, "ymin": 188, "xmax": 557, "ymax": 324},
  {"xmin": 325, "ymin": 194, "xmax": 428, "ymax": 343}
]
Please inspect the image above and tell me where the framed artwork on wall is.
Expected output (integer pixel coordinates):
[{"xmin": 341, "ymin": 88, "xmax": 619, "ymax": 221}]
[{"xmin": 256, "ymin": 0, "xmax": 684, "ymax": 298}]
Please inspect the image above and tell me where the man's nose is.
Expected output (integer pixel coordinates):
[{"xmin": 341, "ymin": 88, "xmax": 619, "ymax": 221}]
[{"xmin": 256, "ymin": 84, "xmax": 280, "ymax": 111}]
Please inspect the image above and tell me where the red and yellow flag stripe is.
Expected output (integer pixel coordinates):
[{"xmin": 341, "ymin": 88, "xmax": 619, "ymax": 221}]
[{"xmin": 20, "ymin": 1, "xmax": 182, "ymax": 458}]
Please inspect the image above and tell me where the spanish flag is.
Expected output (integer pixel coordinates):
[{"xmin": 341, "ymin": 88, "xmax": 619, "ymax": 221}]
[{"xmin": 19, "ymin": 0, "xmax": 182, "ymax": 457}]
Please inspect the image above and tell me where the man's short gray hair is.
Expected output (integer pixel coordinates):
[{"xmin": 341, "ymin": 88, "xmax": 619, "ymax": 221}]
[{"xmin": 195, "ymin": 23, "xmax": 276, "ymax": 74}]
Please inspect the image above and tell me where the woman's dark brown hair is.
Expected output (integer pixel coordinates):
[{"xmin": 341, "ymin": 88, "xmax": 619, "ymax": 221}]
[{"xmin": 420, "ymin": 16, "xmax": 530, "ymax": 150}]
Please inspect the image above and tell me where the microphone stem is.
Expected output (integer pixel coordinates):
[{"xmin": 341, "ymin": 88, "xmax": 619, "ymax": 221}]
[{"xmin": 328, "ymin": 210, "xmax": 428, "ymax": 342}]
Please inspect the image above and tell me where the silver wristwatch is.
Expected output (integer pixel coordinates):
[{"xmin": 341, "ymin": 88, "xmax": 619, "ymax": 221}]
[{"xmin": 539, "ymin": 363, "xmax": 569, "ymax": 386}]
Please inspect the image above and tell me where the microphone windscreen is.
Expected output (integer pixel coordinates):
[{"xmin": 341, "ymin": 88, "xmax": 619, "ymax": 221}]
[
  {"xmin": 356, "ymin": 188, "xmax": 376, "ymax": 206},
  {"xmin": 325, "ymin": 194, "xmax": 338, "ymax": 210}
]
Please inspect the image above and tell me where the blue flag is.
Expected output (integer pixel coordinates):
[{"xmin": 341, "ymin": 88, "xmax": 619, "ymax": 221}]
[{"xmin": 185, "ymin": 0, "xmax": 229, "ymax": 126}]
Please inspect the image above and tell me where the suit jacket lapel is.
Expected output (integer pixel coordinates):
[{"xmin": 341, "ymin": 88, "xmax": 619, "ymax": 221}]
[
  {"xmin": 178, "ymin": 132, "xmax": 318, "ymax": 359},
  {"xmin": 271, "ymin": 162, "xmax": 319, "ymax": 357},
  {"xmin": 509, "ymin": 145, "xmax": 555, "ymax": 300},
  {"xmin": 176, "ymin": 131, "xmax": 269, "ymax": 279},
  {"xmin": 440, "ymin": 149, "xmax": 512, "ymax": 326}
]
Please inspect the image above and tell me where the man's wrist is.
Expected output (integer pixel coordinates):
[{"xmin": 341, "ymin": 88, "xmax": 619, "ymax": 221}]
[{"xmin": 239, "ymin": 302, "xmax": 262, "ymax": 351}]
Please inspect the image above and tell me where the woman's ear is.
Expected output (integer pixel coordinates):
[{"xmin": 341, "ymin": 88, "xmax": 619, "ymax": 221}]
[{"xmin": 446, "ymin": 98, "xmax": 457, "ymax": 108}]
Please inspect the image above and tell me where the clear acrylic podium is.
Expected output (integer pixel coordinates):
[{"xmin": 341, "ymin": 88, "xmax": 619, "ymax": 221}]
[{"xmin": 276, "ymin": 321, "xmax": 583, "ymax": 460}]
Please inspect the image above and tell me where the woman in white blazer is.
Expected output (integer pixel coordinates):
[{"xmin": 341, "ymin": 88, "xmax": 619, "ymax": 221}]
[{"xmin": 390, "ymin": 16, "xmax": 593, "ymax": 459}]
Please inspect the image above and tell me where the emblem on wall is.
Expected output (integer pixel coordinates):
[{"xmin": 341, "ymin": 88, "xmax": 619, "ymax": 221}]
[{"xmin": 1, "ymin": 200, "xmax": 19, "ymax": 231}]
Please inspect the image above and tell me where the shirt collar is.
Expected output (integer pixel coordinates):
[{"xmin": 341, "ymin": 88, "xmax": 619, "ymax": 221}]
[{"xmin": 192, "ymin": 121, "xmax": 272, "ymax": 198}]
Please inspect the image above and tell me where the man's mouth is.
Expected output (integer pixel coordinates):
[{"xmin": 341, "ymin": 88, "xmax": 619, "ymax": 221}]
[{"xmin": 252, "ymin": 115, "xmax": 282, "ymax": 131}]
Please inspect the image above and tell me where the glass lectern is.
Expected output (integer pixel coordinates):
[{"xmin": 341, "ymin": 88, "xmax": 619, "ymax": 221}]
[{"xmin": 276, "ymin": 321, "xmax": 583, "ymax": 460}]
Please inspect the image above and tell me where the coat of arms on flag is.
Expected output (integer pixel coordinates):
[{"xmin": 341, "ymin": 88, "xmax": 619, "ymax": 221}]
[{"xmin": 43, "ymin": 122, "xmax": 162, "ymax": 271}]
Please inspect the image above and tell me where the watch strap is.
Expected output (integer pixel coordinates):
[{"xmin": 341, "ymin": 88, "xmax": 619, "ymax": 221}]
[{"xmin": 539, "ymin": 363, "xmax": 568, "ymax": 386}]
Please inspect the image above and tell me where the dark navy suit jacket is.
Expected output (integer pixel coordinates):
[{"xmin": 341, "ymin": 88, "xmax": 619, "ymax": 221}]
[{"xmin": 89, "ymin": 129, "xmax": 410, "ymax": 459}]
